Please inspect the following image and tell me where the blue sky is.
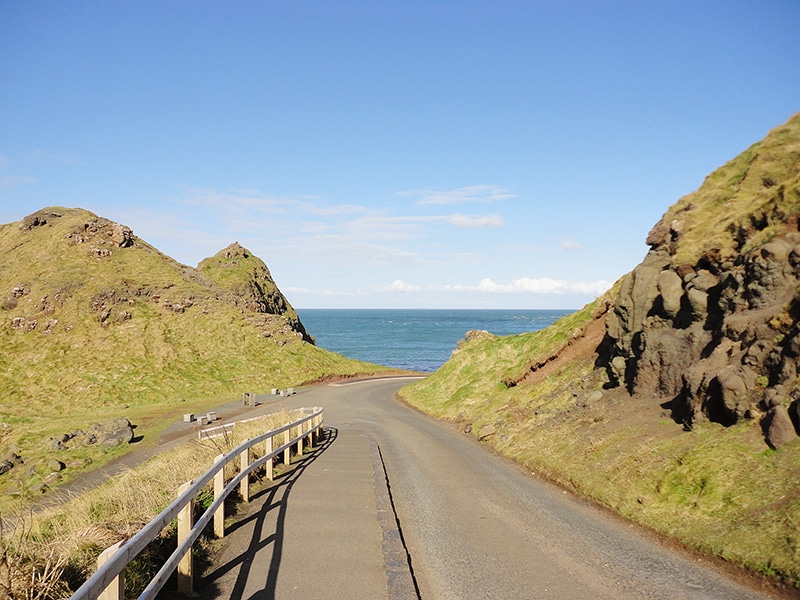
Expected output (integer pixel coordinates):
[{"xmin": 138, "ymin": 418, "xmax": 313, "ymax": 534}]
[{"xmin": 1, "ymin": 1, "xmax": 798, "ymax": 309}]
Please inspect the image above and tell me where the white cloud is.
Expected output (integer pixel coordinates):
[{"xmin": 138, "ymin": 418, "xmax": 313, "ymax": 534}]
[
  {"xmin": 560, "ymin": 238, "xmax": 582, "ymax": 250},
  {"xmin": 378, "ymin": 279, "xmax": 421, "ymax": 292},
  {"xmin": 400, "ymin": 185, "xmax": 516, "ymax": 205},
  {"xmin": 271, "ymin": 234, "xmax": 427, "ymax": 267},
  {"xmin": 447, "ymin": 277, "xmax": 611, "ymax": 296},
  {"xmin": 179, "ymin": 185, "xmax": 373, "ymax": 219},
  {"xmin": 447, "ymin": 213, "xmax": 504, "ymax": 228}
]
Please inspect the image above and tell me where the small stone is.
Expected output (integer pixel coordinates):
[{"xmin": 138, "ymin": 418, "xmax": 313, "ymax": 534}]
[
  {"xmin": 44, "ymin": 472, "xmax": 62, "ymax": 485},
  {"xmin": 478, "ymin": 424, "xmax": 496, "ymax": 441},
  {"xmin": 47, "ymin": 459, "xmax": 65, "ymax": 472},
  {"xmin": 587, "ymin": 391, "xmax": 603, "ymax": 403},
  {"xmin": 29, "ymin": 481, "xmax": 48, "ymax": 494}
]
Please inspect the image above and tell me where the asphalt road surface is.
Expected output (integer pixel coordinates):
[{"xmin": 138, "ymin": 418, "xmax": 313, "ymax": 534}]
[{"xmin": 201, "ymin": 377, "xmax": 779, "ymax": 600}]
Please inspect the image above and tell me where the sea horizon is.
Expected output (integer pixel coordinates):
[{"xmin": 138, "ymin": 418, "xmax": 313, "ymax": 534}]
[{"xmin": 296, "ymin": 308, "xmax": 574, "ymax": 372}]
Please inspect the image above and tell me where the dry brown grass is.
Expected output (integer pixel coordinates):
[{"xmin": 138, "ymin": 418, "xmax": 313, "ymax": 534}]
[{"xmin": 0, "ymin": 410, "xmax": 298, "ymax": 599}]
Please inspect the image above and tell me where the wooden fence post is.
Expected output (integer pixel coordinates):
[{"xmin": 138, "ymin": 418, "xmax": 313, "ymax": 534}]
[
  {"xmin": 240, "ymin": 444, "xmax": 250, "ymax": 503},
  {"xmin": 284, "ymin": 428, "xmax": 291, "ymax": 466},
  {"xmin": 214, "ymin": 454, "xmax": 225, "ymax": 539},
  {"xmin": 97, "ymin": 541, "xmax": 124, "ymax": 600},
  {"xmin": 296, "ymin": 422, "xmax": 304, "ymax": 457},
  {"xmin": 177, "ymin": 481, "xmax": 194, "ymax": 595},
  {"xmin": 265, "ymin": 435, "xmax": 274, "ymax": 481}
]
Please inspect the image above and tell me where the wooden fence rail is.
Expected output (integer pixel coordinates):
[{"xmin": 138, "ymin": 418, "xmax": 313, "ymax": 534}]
[{"xmin": 70, "ymin": 406, "xmax": 324, "ymax": 600}]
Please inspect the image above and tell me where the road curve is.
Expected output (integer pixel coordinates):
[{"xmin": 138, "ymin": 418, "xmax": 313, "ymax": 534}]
[{"xmin": 205, "ymin": 377, "xmax": 778, "ymax": 600}]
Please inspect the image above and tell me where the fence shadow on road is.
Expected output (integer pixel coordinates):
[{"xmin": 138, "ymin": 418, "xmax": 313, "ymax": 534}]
[{"xmin": 198, "ymin": 426, "xmax": 339, "ymax": 600}]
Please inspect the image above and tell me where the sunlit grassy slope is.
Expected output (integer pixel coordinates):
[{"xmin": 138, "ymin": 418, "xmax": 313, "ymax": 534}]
[
  {"xmin": 401, "ymin": 298, "xmax": 800, "ymax": 588},
  {"xmin": 662, "ymin": 113, "xmax": 800, "ymax": 266},
  {"xmin": 0, "ymin": 207, "xmax": 384, "ymax": 508}
]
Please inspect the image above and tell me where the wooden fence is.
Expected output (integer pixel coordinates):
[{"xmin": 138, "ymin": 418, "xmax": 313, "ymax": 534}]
[{"xmin": 69, "ymin": 406, "xmax": 324, "ymax": 600}]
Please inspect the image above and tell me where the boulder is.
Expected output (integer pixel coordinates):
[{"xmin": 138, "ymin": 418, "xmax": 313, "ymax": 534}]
[
  {"xmin": 47, "ymin": 459, "xmax": 65, "ymax": 472},
  {"xmin": 686, "ymin": 288, "xmax": 708, "ymax": 320},
  {"xmin": 691, "ymin": 269, "xmax": 719, "ymax": 292},
  {"xmin": 716, "ymin": 367, "xmax": 749, "ymax": 417},
  {"xmin": 645, "ymin": 218, "xmax": 670, "ymax": 248},
  {"xmin": 657, "ymin": 269, "xmax": 684, "ymax": 318},
  {"xmin": 94, "ymin": 417, "xmax": 132, "ymax": 434},
  {"xmin": 764, "ymin": 405, "xmax": 798, "ymax": 449},
  {"xmin": 98, "ymin": 424, "xmax": 134, "ymax": 447},
  {"xmin": 789, "ymin": 399, "xmax": 800, "ymax": 434},
  {"xmin": 109, "ymin": 223, "xmax": 134, "ymax": 247},
  {"xmin": 760, "ymin": 239, "xmax": 792, "ymax": 263},
  {"xmin": 610, "ymin": 356, "xmax": 626, "ymax": 382},
  {"xmin": 764, "ymin": 388, "xmax": 785, "ymax": 409},
  {"xmin": 634, "ymin": 330, "xmax": 693, "ymax": 397},
  {"xmin": 628, "ymin": 262, "xmax": 663, "ymax": 332},
  {"xmin": 28, "ymin": 481, "xmax": 48, "ymax": 495}
]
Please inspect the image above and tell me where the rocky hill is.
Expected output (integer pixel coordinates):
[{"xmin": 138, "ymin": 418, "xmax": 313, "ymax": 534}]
[
  {"xmin": 198, "ymin": 241, "xmax": 313, "ymax": 343},
  {"xmin": 401, "ymin": 113, "xmax": 800, "ymax": 589},
  {"xmin": 601, "ymin": 113, "xmax": 800, "ymax": 448},
  {"xmin": 0, "ymin": 207, "xmax": 381, "ymax": 506}
]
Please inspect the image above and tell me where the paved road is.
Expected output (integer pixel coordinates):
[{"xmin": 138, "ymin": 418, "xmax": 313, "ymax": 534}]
[{"xmin": 201, "ymin": 377, "xmax": 779, "ymax": 600}]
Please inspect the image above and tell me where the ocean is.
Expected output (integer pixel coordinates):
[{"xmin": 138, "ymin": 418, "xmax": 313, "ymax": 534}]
[{"xmin": 296, "ymin": 309, "xmax": 574, "ymax": 372}]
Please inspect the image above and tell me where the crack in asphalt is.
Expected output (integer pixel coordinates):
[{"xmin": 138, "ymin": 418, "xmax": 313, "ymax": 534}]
[{"xmin": 369, "ymin": 434, "xmax": 421, "ymax": 599}]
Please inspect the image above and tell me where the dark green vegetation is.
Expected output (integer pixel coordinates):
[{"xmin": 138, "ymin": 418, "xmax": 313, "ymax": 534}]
[
  {"xmin": 0, "ymin": 208, "xmax": 384, "ymax": 511},
  {"xmin": 401, "ymin": 113, "xmax": 800, "ymax": 590}
]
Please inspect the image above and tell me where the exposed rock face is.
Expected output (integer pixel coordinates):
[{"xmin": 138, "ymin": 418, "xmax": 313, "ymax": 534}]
[
  {"xmin": 198, "ymin": 242, "xmax": 313, "ymax": 343},
  {"xmin": 18, "ymin": 208, "xmax": 137, "ymax": 252},
  {"xmin": 599, "ymin": 113, "xmax": 800, "ymax": 447},
  {"xmin": 604, "ymin": 223, "xmax": 800, "ymax": 437}
]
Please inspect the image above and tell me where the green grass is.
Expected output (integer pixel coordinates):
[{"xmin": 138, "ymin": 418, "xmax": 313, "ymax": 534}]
[
  {"xmin": 659, "ymin": 113, "xmax": 800, "ymax": 267},
  {"xmin": 0, "ymin": 208, "xmax": 390, "ymax": 512},
  {"xmin": 400, "ymin": 298, "xmax": 800, "ymax": 588}
]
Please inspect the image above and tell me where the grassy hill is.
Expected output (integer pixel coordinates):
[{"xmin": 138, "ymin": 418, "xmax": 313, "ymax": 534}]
[
  {"xmin": 401, "ymin": 114, "xmax": 800, "ymax": 591},
  {"xmin": 0, "ymin": 207, "xmax": 384, "ymax": 509}
]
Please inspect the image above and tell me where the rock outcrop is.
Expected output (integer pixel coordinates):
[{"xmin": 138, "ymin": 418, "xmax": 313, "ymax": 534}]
[
  {"xmin": 198, "ymin": 241, "xmax": 312, "ymax": 343},
  {"xmin": 599, "ymin": 113, "xmax": 800, "ymax": 447},
  {"xmin": 46, "ymin": 417, "xmax": 135, "ymax": 451}
]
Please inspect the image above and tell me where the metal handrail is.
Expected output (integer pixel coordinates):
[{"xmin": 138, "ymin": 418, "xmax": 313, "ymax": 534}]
[{"xmin": 69, "ymin": 406, "xmax": 323, "ymax": 600}]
